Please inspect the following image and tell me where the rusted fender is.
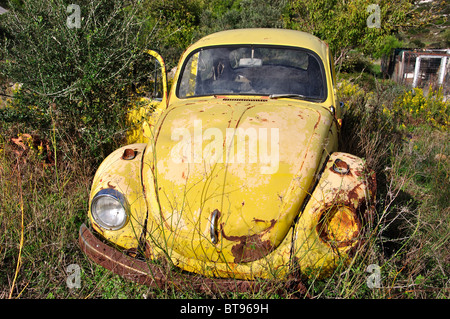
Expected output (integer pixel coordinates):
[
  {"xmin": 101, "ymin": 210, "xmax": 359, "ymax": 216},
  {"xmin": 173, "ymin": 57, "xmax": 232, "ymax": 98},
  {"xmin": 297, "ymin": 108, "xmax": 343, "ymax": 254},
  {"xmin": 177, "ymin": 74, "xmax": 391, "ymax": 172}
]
[{"xmin": 292, "ymin": 152, "xmax": 376, "ymax": 278}]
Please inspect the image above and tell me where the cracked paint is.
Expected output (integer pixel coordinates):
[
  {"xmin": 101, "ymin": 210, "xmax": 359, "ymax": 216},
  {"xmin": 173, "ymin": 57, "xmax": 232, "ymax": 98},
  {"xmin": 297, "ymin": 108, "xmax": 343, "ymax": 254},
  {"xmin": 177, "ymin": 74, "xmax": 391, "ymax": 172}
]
[{"xmin": 82, "ymin": 30, "xmax": 376, "ymax": 284}]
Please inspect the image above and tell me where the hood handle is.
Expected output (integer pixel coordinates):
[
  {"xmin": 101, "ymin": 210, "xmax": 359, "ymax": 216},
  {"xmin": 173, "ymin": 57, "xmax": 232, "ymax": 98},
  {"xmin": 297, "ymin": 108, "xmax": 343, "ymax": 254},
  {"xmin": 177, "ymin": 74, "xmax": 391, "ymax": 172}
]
[{"xmin": 210, "ymin": 209, "xmax": 220, "ymax": 244}]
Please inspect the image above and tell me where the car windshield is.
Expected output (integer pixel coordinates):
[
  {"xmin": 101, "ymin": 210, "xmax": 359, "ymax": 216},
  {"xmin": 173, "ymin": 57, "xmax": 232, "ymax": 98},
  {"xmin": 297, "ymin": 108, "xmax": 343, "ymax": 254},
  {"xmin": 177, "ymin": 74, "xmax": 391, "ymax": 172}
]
[{"xmin": 177, "ymin": 45, "xmax": 326, "ymax": 101}]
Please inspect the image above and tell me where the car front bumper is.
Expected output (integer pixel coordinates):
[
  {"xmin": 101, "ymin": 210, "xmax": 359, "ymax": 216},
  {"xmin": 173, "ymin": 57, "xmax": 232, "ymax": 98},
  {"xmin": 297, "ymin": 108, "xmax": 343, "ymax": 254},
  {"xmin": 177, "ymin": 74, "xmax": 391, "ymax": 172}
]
[{"xmin": 78, "ymin": 223, "xmax": 306, "ymax": 296}]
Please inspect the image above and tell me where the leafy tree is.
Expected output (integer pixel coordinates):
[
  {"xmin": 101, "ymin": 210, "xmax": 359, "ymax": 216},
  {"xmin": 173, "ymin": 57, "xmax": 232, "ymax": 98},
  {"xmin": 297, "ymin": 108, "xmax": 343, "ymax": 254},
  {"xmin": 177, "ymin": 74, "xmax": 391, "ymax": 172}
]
[
  {"xmin": 0, "ymin": 0, "xmax": 152, "ymax": 163},
  {"xmin": 140, "ymin": 0, "xmax": 289, "ymax": 67},
  {"xmin": 239, "ymin": 0, "xmax": 288, "ymax": 28},
  {"xmin": 199, "ymin": 0, "xmax": 288, "ymax": 35},
  {"xmin": 287, "ymin": 0, "xmax": 436, "ymax": 65},
  {"xmin": 140, "ymin": 0, "xmax": 203, "ymax": 68}
]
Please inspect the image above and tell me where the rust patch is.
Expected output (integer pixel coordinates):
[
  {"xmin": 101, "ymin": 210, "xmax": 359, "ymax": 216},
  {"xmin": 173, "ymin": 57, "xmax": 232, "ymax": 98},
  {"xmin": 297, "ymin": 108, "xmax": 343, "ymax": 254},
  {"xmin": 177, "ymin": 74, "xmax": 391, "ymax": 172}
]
[
  {"xmin": 122, "ymin": 148, "xmax": 137, "ymax": 160},
  {"xmin": 221, "ymin": 219, "xmax": 276, "ymax": 263},
  {"xmin": 252, "ymin": 218, "xmax": 267, "ymax": 223},
  {"xmin": 347, "ymin": 182, "xmax": 363, "ymax": 202},
  {"xmin": 107, "ymin": 181, "xmax": 116, "ymax": 189},
  {"xmin": 313, "ymin": 110, "xmax": 321, "ymax": 130},
  {"xmin": 232, "ymin": 237, "xmax": 273, "ymax": 263},
  {"xmin": 331, "ymin": 159, "xmax": 350, "ymax": 175},
  {"xmin": 367, "ymin": 169, "xmax": 377, "ymax": 197}
]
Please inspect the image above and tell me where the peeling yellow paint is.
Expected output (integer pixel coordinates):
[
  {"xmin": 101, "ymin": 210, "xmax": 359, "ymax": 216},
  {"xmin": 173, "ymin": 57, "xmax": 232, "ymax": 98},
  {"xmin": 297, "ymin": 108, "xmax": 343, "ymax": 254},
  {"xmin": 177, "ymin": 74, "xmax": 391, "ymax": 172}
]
[
  {"xmin": 89, "ymin": 144, "xmax": 148, "ymax": 249},
  {"xmin": 292, "ymin": 152, "xmax": 376, "ymax": 278},
  {"xmin": 86, "ymin": 30, "xmax": 376, "ymax": 282}
]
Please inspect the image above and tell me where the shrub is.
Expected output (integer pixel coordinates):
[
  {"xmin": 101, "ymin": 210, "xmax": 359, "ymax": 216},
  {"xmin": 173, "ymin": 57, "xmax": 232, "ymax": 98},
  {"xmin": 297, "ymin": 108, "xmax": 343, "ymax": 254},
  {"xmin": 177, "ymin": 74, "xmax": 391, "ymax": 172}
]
[
  {"xmin": 336, "ymin": 79, "xmax": 366, "ymax": 106},
  {"xmin": 339, "ymin": 51, "xmax": 372, "ymax": 74},
  {"xmin": 140, "ymin": 0, "xmax": 203, "ymax": 67},
  {"xmin": 0, "ymin": 0, "xmax": 152, "ymax": 164},
  {"xmin": 389, "ymin": 86, "xmax": 449, "ymax": 131}
]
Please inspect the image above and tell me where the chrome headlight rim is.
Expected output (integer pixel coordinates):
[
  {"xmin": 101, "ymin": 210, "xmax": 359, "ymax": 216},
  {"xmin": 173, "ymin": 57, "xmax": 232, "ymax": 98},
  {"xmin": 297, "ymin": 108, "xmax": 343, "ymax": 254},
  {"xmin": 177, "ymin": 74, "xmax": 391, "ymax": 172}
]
[{"xmin": 90, "ymin": 188, "xmax": 129, "ymax": 231}]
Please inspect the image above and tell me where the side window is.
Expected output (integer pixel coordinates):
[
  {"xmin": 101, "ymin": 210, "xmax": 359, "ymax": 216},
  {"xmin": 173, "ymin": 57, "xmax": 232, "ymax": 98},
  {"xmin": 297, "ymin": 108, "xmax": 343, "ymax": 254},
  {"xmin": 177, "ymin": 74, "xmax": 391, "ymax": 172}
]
[{"xmin": 179, "ymin": 52, "xmax": 200, "ymax": 97}]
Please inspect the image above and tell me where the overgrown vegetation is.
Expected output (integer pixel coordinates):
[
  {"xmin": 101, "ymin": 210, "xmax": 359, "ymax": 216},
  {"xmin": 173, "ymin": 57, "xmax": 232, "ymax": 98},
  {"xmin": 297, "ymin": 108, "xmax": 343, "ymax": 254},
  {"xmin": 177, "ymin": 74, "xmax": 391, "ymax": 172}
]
[
  {"xmin": 0, "ymin": 0, "xmax": 155, "ymax": 165},
  {"xmin": 0, "ymin": 0, "xmax": 448, "ymax": 299}
]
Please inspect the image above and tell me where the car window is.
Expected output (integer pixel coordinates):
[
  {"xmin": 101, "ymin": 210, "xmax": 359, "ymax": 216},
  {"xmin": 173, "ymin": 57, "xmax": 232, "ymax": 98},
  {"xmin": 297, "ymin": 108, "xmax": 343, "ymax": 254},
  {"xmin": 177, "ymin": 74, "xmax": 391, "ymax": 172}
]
[{"xmin": 177, "ymin": 45, "xmax": 326, "ymax": 101}]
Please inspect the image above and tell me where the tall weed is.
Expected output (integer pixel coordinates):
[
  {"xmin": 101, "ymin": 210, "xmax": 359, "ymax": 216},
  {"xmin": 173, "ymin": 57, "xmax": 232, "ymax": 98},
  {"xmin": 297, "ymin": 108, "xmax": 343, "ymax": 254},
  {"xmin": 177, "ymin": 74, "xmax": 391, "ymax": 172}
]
[{"xmin": 335, "ymin": 77, "xmax": 449, "ymax": 298}]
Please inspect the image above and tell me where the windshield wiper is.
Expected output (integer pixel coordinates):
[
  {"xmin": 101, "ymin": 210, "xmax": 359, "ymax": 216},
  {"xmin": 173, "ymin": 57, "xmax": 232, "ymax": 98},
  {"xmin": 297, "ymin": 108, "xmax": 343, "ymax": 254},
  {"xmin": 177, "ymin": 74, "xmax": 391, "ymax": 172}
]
[
  {"xmin": 269, "ymin": 93, "xmax": 307, "ymax": 99},
  {"xmin": 268, "ymin": 93, "xmax": 319, "ymax": 101}
]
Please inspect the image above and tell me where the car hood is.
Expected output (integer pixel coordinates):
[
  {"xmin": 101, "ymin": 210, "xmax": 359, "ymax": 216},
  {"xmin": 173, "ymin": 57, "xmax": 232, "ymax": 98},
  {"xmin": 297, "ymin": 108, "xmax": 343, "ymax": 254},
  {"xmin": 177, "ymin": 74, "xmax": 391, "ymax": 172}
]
[{"xmin": 143, "ymin": 97, "xmax": 334, "ymax": 264}]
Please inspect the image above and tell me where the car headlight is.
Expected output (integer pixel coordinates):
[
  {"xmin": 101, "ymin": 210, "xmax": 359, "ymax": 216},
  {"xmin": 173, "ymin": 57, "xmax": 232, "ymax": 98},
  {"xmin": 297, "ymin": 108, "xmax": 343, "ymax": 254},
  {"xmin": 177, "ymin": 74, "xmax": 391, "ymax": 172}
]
[{"xmin": 91, "ymin": 189, "xmax": 128, "ymax": 230}]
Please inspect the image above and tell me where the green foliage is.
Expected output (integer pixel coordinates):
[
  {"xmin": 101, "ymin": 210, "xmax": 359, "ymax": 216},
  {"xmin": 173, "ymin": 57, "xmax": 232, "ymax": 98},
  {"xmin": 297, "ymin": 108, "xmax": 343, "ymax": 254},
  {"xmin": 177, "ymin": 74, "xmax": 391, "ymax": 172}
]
[
  {"xmin": 0, "ymin": 0, "xmax": 151, "ymax": 163},
  {"xmin": 287, "ymin": 0, "xmax": 434, "ymax": 64},
  {"xmin": 339, "ymin": 51, "xmax": 373, "ymax": 74},
  {"xmin": 387, "ymin": 86, "xmax": 450, "ymax": 131},
  {"xmin": 444, "ymin": 29, "xmax": 450, "ymax": 46},
  {"xmin": 140, "ymin": 0, "xmax": 203, "ymax": 67},
  {"xmin": 374, "ymin": 34, "xmax": 404, "ymax": 59},
  {"xmin": 199, "ymin": 0, "xmax": 288, "ymax": 33},
  {"xmin": 140, "ymin": 0, "xmax": 289, "ymax": 67}
]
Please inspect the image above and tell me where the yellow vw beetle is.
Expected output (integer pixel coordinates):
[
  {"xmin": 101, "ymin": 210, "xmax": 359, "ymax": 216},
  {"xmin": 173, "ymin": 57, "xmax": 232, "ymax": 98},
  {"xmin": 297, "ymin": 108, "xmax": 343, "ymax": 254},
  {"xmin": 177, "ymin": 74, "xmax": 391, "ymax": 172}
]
[{"xmin": 79, "ymin": 28, "xmax": 376, "ymax": 294}]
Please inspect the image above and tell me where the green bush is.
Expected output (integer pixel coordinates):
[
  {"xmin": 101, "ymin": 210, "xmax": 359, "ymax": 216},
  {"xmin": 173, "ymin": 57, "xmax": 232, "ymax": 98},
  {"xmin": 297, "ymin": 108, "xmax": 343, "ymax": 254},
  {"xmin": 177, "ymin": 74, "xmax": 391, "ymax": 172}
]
[
  {"xmin": 199, "ymin": 0, "xmax": 288, "ymax": 35},
  {"xmin": 339, "ymin": 51, "xmax": 372, "ymax": 73},
  {"xmin": 390, "ymin": 86, "xmax": 449, "ymax": 131},
  {"xmin": 0, "ymin": 0, "xmax": 152, "ymax": 164},
  {"xmin": 140, "ymin": 0, "xmax": 203, "ymax": 68},
  {"xmin": 140, "ymin": 0, "xmax": 289, "ymax": 68}
]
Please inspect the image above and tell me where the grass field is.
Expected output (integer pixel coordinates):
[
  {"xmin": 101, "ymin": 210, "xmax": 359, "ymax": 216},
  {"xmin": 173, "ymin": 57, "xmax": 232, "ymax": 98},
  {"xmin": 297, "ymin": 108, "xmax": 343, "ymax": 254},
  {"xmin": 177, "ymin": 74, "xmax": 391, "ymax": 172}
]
[{"xmin": 0, "ymin": 72, "xmax": 449, "ymax": 299}]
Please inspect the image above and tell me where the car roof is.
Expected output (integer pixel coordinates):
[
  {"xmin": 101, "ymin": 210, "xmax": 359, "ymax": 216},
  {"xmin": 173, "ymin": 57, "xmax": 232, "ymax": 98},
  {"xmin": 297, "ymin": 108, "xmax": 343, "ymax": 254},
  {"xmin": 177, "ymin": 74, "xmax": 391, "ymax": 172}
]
[{"xmin": 189, "ymin": 28, "xmax": 329, "ymax": 58}]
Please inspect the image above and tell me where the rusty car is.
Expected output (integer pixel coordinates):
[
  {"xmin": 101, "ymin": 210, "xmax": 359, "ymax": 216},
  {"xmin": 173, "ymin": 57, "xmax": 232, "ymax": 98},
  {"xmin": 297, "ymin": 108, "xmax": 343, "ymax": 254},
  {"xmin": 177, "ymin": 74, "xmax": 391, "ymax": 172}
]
[{"xmin": 79, "ymin": 28, "xmax": 376, "ymax": 294}]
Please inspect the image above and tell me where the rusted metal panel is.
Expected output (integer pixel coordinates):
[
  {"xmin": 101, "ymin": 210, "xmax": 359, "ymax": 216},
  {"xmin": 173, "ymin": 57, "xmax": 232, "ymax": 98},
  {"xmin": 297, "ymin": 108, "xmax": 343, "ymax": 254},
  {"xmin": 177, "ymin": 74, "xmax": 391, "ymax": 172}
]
[{"xmin": 292, "ymin": 152, "xmax": 376, "ymax": 278}]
